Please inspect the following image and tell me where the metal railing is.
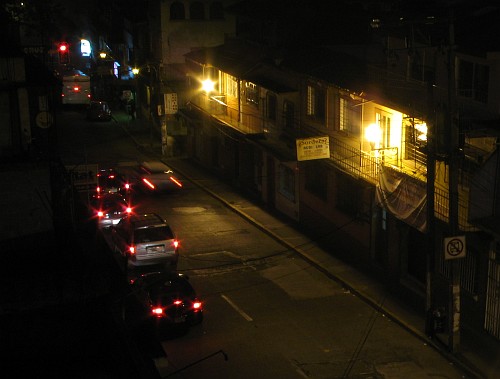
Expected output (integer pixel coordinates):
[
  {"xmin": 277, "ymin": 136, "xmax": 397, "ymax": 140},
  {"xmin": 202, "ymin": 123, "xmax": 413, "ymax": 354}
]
[{"xmin": 189, "ymin": 93, "xmax": 265, "ymax": 134}]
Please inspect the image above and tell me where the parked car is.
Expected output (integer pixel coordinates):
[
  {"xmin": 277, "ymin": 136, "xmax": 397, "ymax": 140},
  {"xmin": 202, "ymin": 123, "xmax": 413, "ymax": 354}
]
[
  {"xmin": 86, "ymin": 101, "xmax": 112, "ymax": 121},
  {"xmin": 89, "ymin": 193, "xmax": 132, "ymax": 229},
  {"xmin": 111, "ymin": 213, "xmax": 179, "ymax": 268},
  {"xmin": 124, "ymin": 271, "xmax": 203, "ymax": 332},
  {"xmin": 96, "ymin": 168, "xmax": 131, "ymax": 195},
  {"xmin": 133, "ymin": 161, "xmax": 183, "ymax": 192}
]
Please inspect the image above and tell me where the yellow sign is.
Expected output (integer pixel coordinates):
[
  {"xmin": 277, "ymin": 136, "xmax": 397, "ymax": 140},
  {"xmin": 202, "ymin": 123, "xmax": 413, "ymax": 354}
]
[{"xmin": 296, "ymin": 136, "xmax": 330, "ymax": 161}]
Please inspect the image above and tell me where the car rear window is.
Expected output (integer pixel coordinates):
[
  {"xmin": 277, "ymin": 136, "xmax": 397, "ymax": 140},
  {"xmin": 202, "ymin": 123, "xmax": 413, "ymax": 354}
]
[
  {"xmin": 134, "ymin": 226, "xmax": 174, "ymax": 243},
  {"xmin": 102, "ymin": 199, "xmax": 125, "ymax": 211},
  {"xmin": 149, "ymin": 280, "xmax": 195, "ymax": 301}
]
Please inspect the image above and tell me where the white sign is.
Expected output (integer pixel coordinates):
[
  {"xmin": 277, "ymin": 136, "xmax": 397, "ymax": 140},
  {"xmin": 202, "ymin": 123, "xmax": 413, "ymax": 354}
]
[
  {"xmin": 164, "ymin": 93, "xmax": 178, "ymax": 114},
  {"xmin": 444, "ymin": 235, "xmax": 466, "ymax": 260},
  {"xmin": 296, "ymin": 136, "xmax": 330, "ymax": 161},
  {"xmin": 65, "ymin": 164, "xmax": 98, "ymax": 191}
]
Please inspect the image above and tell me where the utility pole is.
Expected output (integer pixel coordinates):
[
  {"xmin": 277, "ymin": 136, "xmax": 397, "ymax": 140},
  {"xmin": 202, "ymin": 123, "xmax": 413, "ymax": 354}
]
[
  {"xmin": 425, "ymin": 75, "xmax": 436, "ymax": 337},
  {"xmin": 446, "ymin": 10, "xmax": 461, "ymax": 353}
]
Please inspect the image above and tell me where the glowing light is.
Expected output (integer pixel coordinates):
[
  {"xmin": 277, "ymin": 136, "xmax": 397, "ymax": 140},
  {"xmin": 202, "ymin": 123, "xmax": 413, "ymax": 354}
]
[
  {"xmin": 152, "ymin": 307, "xmax": 163, "ymax": 316},
  {"xmin": 415, "ymin": 122, "xmax": 428, "ymax": 141},
  {"xmin": 169, "ymin": 176, "xmax": 183, "ymax": 187},
  {"xmin": 201, "ymin": 78, "xmax": 215, "ymax": 93},
  {"xmin": 132, "ymin": 68, "xmax": 139, "ymax": 75},
  {"xmin": 365, "ymin": 123, "xmax": 382, "ymax": 144},
  {"xmin": 80, "ymin": 39, "xmax": 91, "ymax": 57},
  {"xmin": 142, "ymin": 178, "xmax": 155, "ymax": 189}
]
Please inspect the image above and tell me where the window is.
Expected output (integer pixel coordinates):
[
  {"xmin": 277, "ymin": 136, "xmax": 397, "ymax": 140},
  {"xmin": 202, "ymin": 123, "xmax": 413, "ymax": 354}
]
[
  {"xmin": 266, "ymin": 93, "xmax": 277, "ymax": 121},
  {"xmin": 306, "ymin": 84, "xmax": 325, "ymax": 121},
  {"xmin": 209, "ymin": 2, "xmax": 224, "ymax": 19},
  {"xmin": 283, "ymin": 100, "xmax": 295, "ymax": 129},
  {"xmin": 245, "ymin": 82, "xmax": 259, "ymax": 106},
  {"xmin": 339, "ymin": 97, "xmax": 361, "ymax": 135},
  {"xmin": 170, "ymin": 2, "xmax": 185, "ymax": 20},
  {"xmin": 458, "ymin": 59, "xmax": 489, "ymax": 103},
  {"xmin": 190, "ymin": 2, "xmax": 205, "ymax": 20},
  {"xmin": 225, "ymin": 74, "xmax": 238, "ymax": 97},
  {"xmin": 278, "ymin": 164, "xmax": 295, "ymax": 201},
  {"xmin": 304, "ymin": 161, "xmax": 327, "ymax": 200}
]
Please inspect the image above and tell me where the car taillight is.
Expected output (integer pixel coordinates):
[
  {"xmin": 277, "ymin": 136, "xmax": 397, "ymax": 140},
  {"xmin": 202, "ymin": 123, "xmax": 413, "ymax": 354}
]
[
  {"xmin": 97, "ymin": 210, "xmax": 104, "ymax": 217},
  {"xmin": 192, "ymin": 301, "xmax": 202, "ymax": 310},
  {"xmin": 124, "ymin": 183, "xmax": 130, "ymax": 190},
  {"xmin": 96, "ymin": 186, "xmax": 101, "ymax": 193},
  {"xmin": 142, "ymin": 178, "xmax": 155, "ymax": 189},
  {"xmin": 129, "ymin": 246, "xmax": 135, "ymax": 255},
  {"xmin": 169, "ymin": 176, "xmax": 183, "ymax": 188},
  {"xmin": 126, "ymin": 207, "xmax": 132, "ymax": 214},
  {"xmin": 152, "ymin": 307, "xmax": 163, "ymax": 316},
  {"xmin": 173, "ymin": 240, "xmax": 179, "ymax": 249},
  {"xmin": 173, "ymin": 300, "xmax": 182, "ymax": 305}
]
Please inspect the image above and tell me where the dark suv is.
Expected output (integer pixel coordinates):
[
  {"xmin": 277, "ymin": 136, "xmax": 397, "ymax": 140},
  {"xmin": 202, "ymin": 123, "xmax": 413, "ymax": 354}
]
[
  {"xmin": 96, "ymin": 168, "xmax": 130, "ymax": 195},
  {"xmin": 111, "ymin": 213, "xmax": 179, "ymax": 268}
]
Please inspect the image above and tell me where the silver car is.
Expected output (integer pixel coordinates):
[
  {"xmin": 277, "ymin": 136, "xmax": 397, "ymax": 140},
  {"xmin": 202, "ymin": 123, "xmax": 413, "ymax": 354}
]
[
  {"xmin": 111, "ymin": 213, "xmax": 179, "ymax": 268},
  {"xmin": 135, "ymin": 161, "xmax": 183, "ymax": 192}
]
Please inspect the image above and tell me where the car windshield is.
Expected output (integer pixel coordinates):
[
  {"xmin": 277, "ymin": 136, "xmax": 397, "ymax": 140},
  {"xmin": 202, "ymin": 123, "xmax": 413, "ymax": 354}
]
[{"xmin": 134, "ymin": 226, "xmax": 174, "ymax": 243}]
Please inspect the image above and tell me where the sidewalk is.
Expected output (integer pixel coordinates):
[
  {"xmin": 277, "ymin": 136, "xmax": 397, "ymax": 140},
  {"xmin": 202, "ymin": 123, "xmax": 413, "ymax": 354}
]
[{"xmin": 119, "ymin": 112, "xmax": 500, "ymax": 379}]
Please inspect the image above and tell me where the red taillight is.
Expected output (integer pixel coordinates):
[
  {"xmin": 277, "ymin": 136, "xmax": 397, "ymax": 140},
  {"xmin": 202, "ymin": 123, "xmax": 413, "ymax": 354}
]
[
  {"xmin": 142, "ymin": 178, "xmax": 155, "ymax": 189},
  {"xmin": 129, "ymin": 246, "xmax": 135, "ymax": 255},
  {"xmin": 96, "ymin": 186, "xmax": 101, "ymax": 193},
  {"xmin": 152, "ymin": 307, "xmax": 163, "ymax": 316},
  {"xmin": 169, "ymin": 176, "xmax": 183, "ymax": 188},
  {"xmin": 173, "ymin": 240, "xmax": 179, "ymax": 249},
  {"xmin": 126, "ymin": 207, "xmax": 132, "ymax": 214},
  {"xmin": 173, "ymin": 300, "xmax": 182, "ymax": 305},
  {"xmin": 73, "ymin": 86, "xmax": 80, "ymax": 92},
  {"xmin": 124, "ymin": 183, "xmax": 130, "ymax": 190},
  {"xmin": 192, "ymin": 301, "xmax": 202, "ymax": 310},
  {"xmin": 97, "ymin": 210, "xmax": 104, "ymax": 217}
]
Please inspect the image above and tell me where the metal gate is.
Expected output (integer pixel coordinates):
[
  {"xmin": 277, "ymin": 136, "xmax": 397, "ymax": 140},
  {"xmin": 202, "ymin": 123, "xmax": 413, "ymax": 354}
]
[{"xmin": 484, "ymin": 255, "xmax": 500, "ymax": 340}]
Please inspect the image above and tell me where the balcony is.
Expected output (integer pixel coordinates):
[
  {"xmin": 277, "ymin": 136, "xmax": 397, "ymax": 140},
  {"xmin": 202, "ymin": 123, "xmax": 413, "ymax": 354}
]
[
  {"xmin": 330, "ymin": 136, "xmax": 478, "ymax": 232},
  {"xmin": 188, "ymin": 92, "xmax": 265, "ymax": 135}
]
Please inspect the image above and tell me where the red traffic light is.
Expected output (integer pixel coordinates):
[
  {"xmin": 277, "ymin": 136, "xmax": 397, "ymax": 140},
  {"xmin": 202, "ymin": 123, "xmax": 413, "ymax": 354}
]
[{"xmin": 58, "ymin": 43, "xmax": 70, "ymax": 64}]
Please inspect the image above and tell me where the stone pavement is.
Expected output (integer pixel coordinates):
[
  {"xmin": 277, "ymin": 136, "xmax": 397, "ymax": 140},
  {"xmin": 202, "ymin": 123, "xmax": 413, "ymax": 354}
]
[{"xmin": 117, "ymin": 110, "xmax": 500, "ymax": 379}]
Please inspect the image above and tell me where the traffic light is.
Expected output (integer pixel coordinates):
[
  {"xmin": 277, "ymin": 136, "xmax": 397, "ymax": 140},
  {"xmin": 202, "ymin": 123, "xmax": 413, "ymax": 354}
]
[{"xmin": 58, "ymin": 43, "xmax": 70, "ymax": 64}]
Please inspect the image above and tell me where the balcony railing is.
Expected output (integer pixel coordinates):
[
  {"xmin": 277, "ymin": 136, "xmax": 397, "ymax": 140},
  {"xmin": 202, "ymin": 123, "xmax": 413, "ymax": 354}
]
[
  {"xmin": 188, "ymin": 93, "xmax": 265, "ymax": 135},
  {"xmin": 187, "ymin": 92, "xmax": 477, "ymax": 232},
  {"xmin": 330, "ymin": 136, "xmax": 477, "ymax": 232}
]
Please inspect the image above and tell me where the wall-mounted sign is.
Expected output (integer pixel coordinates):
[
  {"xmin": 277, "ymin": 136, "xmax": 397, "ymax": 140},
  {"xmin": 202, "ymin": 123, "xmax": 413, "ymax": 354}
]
[
  {"xmin": 80, "ymin": 39, "xmax": 91, "ymax": 57},
  {"xmin": 164, "ymin": 93, "xmax": 178, "ymax": 114},
  {"xmin": 296, "ymin": 136, "xmax": 330, "ymax": 161},
  {"xmin": 444, "ymin": 235, "xmax": 466, "ymax": 260}
]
